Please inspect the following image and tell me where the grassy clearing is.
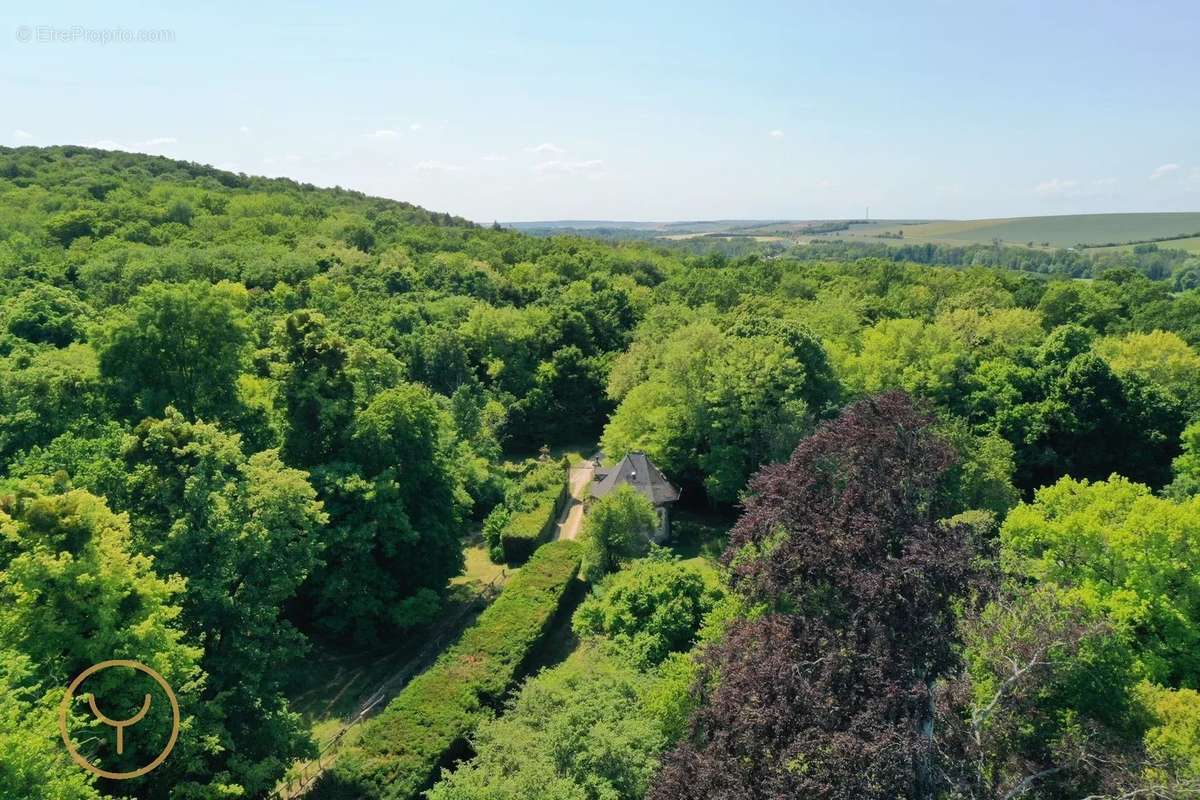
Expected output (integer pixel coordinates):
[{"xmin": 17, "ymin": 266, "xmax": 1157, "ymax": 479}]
[
  {"xmin": 503, "ymin": 440, "xmax": 597, "ymax": 466},
  {"xmin": 452, "ymin": 537, "xmax": 509, "ymax": 589}
]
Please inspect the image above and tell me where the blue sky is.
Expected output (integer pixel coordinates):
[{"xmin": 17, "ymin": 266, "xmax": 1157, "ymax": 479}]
[{"xmin": 3, "ymin": 0, "xmax": 1199, "ymax": 221}]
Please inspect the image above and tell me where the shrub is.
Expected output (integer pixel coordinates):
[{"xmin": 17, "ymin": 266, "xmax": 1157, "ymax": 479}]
[
  {"xmin": 314, "ymin": 540, "xmax": 582, "ymax": 800},
  {"xmin": 574, "ymin": 556, "xmax": 724, "ymax": 667},
  {"xmin": 481, "ymin": 505, "xmax": 511, "ymax": 562},
  {"xmin": 426, "ymin": 644, "xmax": 668, "ymax": 800}
]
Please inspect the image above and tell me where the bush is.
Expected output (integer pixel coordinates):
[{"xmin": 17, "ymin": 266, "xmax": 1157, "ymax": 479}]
[
  {"xmin": 498, "ymin": 460, "xmax": 568, "ymax": 563},
  {"xmin": 314, "ymin": 540, "xmax": 582, "ymax": 800},
  {"xmin": 481, "ymin": 505, "xmax": 511, "ymax": 562},
  {"xmin": 574, "ymin": 556, "xmax": 724, "ymax": 667},
  {"xmin": 426, "ymin": 644, "xmax": 669, "ymax": 800}
]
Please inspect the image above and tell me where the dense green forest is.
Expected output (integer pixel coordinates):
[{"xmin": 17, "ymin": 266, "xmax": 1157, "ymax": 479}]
[{"xmin": 4, "ymin": 147, "xmax": 1200, "ymax": 800}]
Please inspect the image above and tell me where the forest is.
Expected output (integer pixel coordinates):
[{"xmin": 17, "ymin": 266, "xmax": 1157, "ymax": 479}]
[{"xmin": 4, "ymin": 146, "xmax": 1200, "ymax": 800}]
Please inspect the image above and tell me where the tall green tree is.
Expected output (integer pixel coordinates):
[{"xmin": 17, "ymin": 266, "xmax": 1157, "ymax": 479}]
[
  {"xmin": 93, "ymin": 281, "xmax": 251, "ymax": 421},
  {"xmin": 0, "ymin": 481, "xmax": 206, "ymax": 797},
  {"xmin": 0, "ymin": 650, "xmax": 102, "ymax": 800},
  {"xmin": 113, "ymin": 411, "xmax": 325, "ymax": 795},
  {"xmin": 579, "ymin": 484, "xmax": 657, "ymax": 582},
  {"xmin": 2, "ymin": 284, "xmax": 92, "ymax": 347},
  {"xmin": 936, "ymin": 585, "xmax": 1145, "ymax": 800},
  {"xmin": 276, "ymin": 309, "xmax": 356, "ymax": 468},
  {"xmin": 574, "ymin": 557, "xmax": 724, "ymax": 668},
  {"xmin": 1001, "ymin": 475, "xmax": 1200, "ymax": 686},
  {"xmin": 602, "ymin": 320, "xmax": 820, "ymax": 503},
  {"xmin": 1167, "ymin": 420, "xmax": 1200, "ymax": 500},
  {"xmin": 0, "ymin": 344, "xmax": 106, "ymax": 466},
  {"xmin": 303, "ymin": 383, "xmax": 469, "ymax": 642}
]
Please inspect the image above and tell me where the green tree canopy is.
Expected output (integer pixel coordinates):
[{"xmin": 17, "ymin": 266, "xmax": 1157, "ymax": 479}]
[
  {"xmin": 0, "ymin": 650, "xmax": 101, "ymax": 800},
  {"xmin": 602, "ymin": 319, "xmax": 822, "ymax": 503},
  {"xmin": 427, "ymin": 647, "xmax": 670, "ymax": 800},
  {"xmin": 1095, "ymin": 329, "xmax": 1200, "ymax": 410},
  {"xmin": 574, "ymin": 557, "xmax": 724, "ymax": 667},
  {"xmin": 580, "ymin": 484, "xmax": 658, "ymax": 582},
  {"xmin": 1001, "ymin": 475, "xmax": 1200, "ymax": 685},
  {"xmin": 93, "ymin": 280, "xmax": 251, "ymax": 421},
  {"xmin": 276, "ymin": 308, "xmax": 357, "ymax": 468},
  {"xmin": 0, "ymin": 481, "xmax": 206, "ymax": 795},
  {"xmin": 303, "ymin": 383, "xmax": 469, "ymax": 641}
]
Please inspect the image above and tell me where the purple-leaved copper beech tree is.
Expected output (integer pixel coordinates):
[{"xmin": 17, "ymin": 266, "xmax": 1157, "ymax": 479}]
[{"xmin": 650, "ymin": 391, "xmax": 979, "ymax": 800}]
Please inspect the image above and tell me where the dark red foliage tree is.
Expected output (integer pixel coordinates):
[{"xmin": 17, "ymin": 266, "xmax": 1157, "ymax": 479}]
[{"xmin": 651, "ymin": 391, "xmax": 980, "ymax": 800}]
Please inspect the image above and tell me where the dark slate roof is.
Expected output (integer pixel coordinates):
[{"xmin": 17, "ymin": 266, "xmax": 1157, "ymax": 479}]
[{"xmin": 591, "ymin": 451, "xmax": 681, "ymax": 506}]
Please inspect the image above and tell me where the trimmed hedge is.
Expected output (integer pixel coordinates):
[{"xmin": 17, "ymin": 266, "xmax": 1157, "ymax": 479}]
[
  {"xmin": 313, "ymin": 540, "xmax": 582, "ymax": 800},
  {"xmin": 499, "ymin": 460, "xmax": 569, "ymax": 563}
]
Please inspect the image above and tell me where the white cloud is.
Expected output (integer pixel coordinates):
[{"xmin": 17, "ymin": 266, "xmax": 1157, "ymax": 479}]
[
  {"xmin": 1150, "ymin": 163, "xmax": 1180, "ymax": 180},
  {"xmin": 263, "ymin": 154, "xmax": 304, "ymax": 166},
  {"xmin": 141, "ymin": 136, "xmax": 177, "ymax": 146},
  {"xmin": 526, "ymin": 142, "xmax": 565, "ymax": 155},
  {"xmin": 414, "ymin": 160, "xmax": 465, "ymax": 172},
  {"xmin": 768, "ymin": 129, "xmax": 785, "ymax": 138},
  {"xmin": 409, "ymin": 122, "xmax": 422, "ymax": 131},
  {"xmin": 481, "ymin": 153, "xmax": 508, "ymax": 162},
  {"xmin": 12, "ymin": 129, "xmax": 32, "ymax": 140},
  {"xmin": 535, "ymin": 159, "xmax": 604, "ymax": 176},
  {"xmin": 239, "ymin": 125, "xmax": 251, "ymax": 134},
  {"xmin": 1034, "ymin": 177, "xmax": 1080, "ymax": 196},
  {"xmin": 370, "ymin": 129, "xmax": 400, "ymax": 138},
  {"xmin": 1091, "ymin": 177, "xmax": 1118, "ymax": 187},
  {"xmin": 814, "ymin": 178, "xmax": 833, "ymax": 189}
]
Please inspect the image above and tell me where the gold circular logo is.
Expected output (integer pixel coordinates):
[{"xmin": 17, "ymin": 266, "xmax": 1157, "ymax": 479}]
[{"xmin": 58, "ymin": 659, "xmax": 180, "ymax": 780}]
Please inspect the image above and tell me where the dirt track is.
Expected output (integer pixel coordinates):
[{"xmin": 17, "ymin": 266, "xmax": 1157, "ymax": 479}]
[{"xmin": 555, "ymin": 464, "xmax": 593, "ymax": 541}]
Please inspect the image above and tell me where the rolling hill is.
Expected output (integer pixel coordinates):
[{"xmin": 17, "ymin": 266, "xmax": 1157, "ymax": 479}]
[{"xmin": 512, "ymin": 213, "xmax": 1200, "ymax": 252}]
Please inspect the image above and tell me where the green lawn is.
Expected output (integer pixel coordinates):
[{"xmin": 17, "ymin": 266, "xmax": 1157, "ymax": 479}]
[{"xmin": 452, "ymin": 537, "xmax": 510, "ymax": 588}]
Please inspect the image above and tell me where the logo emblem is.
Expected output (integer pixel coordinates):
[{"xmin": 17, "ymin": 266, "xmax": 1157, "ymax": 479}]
[{"xmin": 58, "ymin": 659, "xmax": 180, "ymax": 780}]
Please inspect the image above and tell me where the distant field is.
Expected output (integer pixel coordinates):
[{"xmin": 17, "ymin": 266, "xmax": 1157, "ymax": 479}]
[
  {"xmin": 822, "ymin": 213, "xmax": 1200, "ymax": 249},
  {"xmin": 510, "ymin": 213, "xmax": 1200, "ymax": 251},
  {"xmin": 1084, "ymin": 235, "xmax": 1200, "ymax": 255}
]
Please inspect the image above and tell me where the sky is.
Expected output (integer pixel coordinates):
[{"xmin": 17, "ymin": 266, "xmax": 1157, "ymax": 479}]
[{"xmin": 2, "ymin": 0, "xmax": 1199, "ymax": 222}]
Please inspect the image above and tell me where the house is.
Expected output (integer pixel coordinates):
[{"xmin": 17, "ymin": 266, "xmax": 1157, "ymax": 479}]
[{"xmin": 590, "ymin": 451, "xmax": 681, "ymax": 542}]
